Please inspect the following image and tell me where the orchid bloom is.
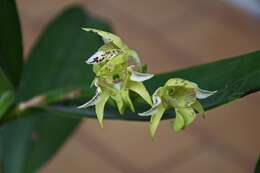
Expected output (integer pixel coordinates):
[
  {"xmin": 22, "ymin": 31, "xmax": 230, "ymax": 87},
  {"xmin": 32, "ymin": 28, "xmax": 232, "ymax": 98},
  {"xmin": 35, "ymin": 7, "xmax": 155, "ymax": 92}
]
[
  {"xmin": 78, "ymin": 28, "xmax": 153, "ymax": 127},
  {"xmin": 139, "ymin": 78, "xmax": 217, "ymax": 138}
]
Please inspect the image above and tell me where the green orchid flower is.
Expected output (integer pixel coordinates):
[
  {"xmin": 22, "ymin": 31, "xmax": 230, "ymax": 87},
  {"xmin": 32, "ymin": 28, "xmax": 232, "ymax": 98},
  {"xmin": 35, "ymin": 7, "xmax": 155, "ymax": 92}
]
[
  {"xmin": 78, "ymin": 28, "xmax": 153, "ymax": 127},
  {"xmin": 139, "ymin": 78, "xmax": 217, "ymax": 138}
]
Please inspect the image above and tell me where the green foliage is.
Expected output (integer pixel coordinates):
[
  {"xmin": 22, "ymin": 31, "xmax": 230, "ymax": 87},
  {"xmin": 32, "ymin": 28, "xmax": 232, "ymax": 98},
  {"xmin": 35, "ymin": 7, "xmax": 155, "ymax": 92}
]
[
  {"xmin": 1, "ymin": 111, "xmax": 79, "ymax": 173},
  {"xmin": 0, "ymin": 2, "xmax": 111, "ymax": 173},
  {"xmin": 45, "ymin": 51, "xmax": 260, "ymax": 121},
  {"xmin": 0, "ymin": 0, "xmax": 23, "ymax": 88}
]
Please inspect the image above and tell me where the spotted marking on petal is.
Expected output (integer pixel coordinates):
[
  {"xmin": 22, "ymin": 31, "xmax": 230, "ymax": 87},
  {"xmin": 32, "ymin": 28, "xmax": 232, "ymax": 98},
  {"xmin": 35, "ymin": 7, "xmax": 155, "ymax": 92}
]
[
  {"xmin": 86, "ymin": 49, "xmax": 123, "ymax": 64},
  {"xmin": 165, "ymin": 78, "xmax": 197, "ymax": 89}
]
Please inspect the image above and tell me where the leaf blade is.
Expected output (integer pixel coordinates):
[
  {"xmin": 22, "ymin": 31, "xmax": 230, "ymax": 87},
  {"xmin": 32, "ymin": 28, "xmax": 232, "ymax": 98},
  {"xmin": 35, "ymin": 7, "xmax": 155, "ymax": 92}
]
[
  {"xmin": 0, "ymin": 0, "xmax": 23, "ymax": 88},
  {"xmin": 1, "ymin": 110, "xmax": 80, "ymax": 173},
  {"xmin": 2, "ymin": 6, "xmax": 111, "ymax": 173},
  {"xmin": 46, "ymin": 51, "xmax": 260, "ymax": 121}
]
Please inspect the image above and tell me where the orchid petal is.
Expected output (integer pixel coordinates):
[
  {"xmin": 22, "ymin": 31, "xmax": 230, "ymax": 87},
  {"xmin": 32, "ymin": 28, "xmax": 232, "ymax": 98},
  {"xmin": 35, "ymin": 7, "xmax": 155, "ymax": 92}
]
[
  {"xmin": 138, "ymin": 104, "xmax": 159, "ymax": 116},
  {"xmin": 128, "ymin": 50, "xmax": 142, "ymax": 71},
  {"xmin": 111, "ymin": 93, "xmax": 124, "ymax": 114},
  {"xmin": 82, "ymin": 28, "xmax": 125, "ymax": 49},
  {"xmin": 165, "ymin": 78, "xmax": 197, "ymax": 88},
  {"xmin": 178, "ymin": 108, "xmax": 196, "ymax": 127},
  {"xmin": 128, "ymin": 81, "xmax": 152, "ymax": 105},
  {"xmin": 152, "ymin": 90, "xmax": 162, "ymax": 105},
  {"xmin": 128, "ymin": 65, "xmax": 153, "ymax": 82},
  {"xmin": 95, "ymin": 93, "xmax": 109, "ymax": 128},
  {"xmin": 138, "ymin": 92, "xmax": 161, "ymax": 116},
  {"xmin": 171, "ymin": 109, "xmax": 185, "ymax": 131},
  {"xmin": 78, "ymin": 88, "xmax": 101, "ymax": 108},
  {"xmin": 192, "ymin": 100, "xmax": 205, "ymax": 118},
  {"xmin": 149, "ymin": 105, "xmax": 166, "ymax": 138},
  {"xmin": 196, "ymin": 88, "xmax": 217, "ymax": 99},
  {"xmin": 130, "ymin": 70, "xmax": 154, "ymax": 82},
  {"xmin": 121, "ymin": 90, "xmax": 135, "ymax": 112},
  {"xmin": 86, "ymin": 49, "xmax": 122, "ymax": 64}
]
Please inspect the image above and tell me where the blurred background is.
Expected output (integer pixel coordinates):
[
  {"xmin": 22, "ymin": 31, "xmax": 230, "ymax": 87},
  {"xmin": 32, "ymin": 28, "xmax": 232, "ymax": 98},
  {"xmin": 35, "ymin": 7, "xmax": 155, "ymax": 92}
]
[{"xmin": 16, "ymin": 0, "xmax": 260, "ymax": 172}]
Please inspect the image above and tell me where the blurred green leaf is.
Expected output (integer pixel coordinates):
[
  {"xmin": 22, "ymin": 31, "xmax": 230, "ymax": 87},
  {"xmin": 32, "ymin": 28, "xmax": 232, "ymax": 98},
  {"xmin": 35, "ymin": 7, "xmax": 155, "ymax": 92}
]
[
  {"xmin": 0, "ymin": 67, "xmax": 12, "ymax": 95},
  {"xmin": 0, "ymin": 91, "xmax": 15, "ymax": 119},
  {"xmin": 0, "ymin": 0, "xmax": 23, "ymax": 88},
  {"xmin": 1, "ymin": 6, "xmax": 111, "ymax": 173},
  {"xmin": 1, "ymin": 111, "xmax": 80, "ymax": 173},
  {"xmin": 255, "ymin": 157, "xmax": 260, "ymax": 173},
  {"xmin": 17, "ymin": 8, "xmax": 110, "ymax": 102},
  {"xmin": 46, "ymin": 51, "xmax": 260, "ymax": 121}
]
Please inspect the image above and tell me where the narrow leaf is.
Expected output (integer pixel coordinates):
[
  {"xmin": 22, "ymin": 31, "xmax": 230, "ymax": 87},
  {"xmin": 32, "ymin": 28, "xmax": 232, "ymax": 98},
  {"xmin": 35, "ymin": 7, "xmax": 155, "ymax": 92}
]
[
  {"xmin": 47, "ymin": 51, "xmax": 260, "ymax": 121},
  {"xmin": 2, "ymin": 6, "xmax": 111, "ymax": 173},
  {"xmin": 0, "ymin": 0, "xmax": 23, "ymax": 88},
  {"xmin": 1, "ymin": 111, "xmax": 80, "ymax": 173}
]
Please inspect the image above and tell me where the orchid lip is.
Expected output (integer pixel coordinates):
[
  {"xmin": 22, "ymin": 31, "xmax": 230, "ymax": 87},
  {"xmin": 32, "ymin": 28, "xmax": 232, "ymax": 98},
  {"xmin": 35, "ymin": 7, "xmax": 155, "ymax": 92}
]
[{"xmin": 86, "ymin": 51, "xmax": 105, "ymax": 64}]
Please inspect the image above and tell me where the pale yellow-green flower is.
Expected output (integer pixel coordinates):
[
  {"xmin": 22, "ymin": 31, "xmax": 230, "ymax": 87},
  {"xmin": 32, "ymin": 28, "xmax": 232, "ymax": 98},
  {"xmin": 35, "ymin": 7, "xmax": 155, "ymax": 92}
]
[
  {"xmin": 139, "ymin": 78, "xmax": 217, "ymax": 138},
  {"xmin": 78, "ymin": 28, "xmax": 153, "ymax": 127}
]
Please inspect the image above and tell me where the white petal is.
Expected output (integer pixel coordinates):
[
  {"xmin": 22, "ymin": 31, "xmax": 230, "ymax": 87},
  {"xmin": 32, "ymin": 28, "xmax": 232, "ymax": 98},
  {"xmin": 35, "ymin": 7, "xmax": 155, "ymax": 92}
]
[
  {"xmin": 130, "ymin": 70, "xmax": 154, "ymax": 82},
  {"xmin": 152, "ymin": 93, "xmax": 161, "ymax": 106},
  {"xmin": 139, "ymin": 93, "xmax": 162, "ymax": 117},
  {"xmin": 86, "ymin": 51, "xmax": 105, "ymax": 64},
  {"xmin": 86, "ymin": 49, "xmax": 122, "ymax": 64},
  {"xmin": 196, "ymin": 88, "xmax": 217, "ymax": 99},
  {"xmin": 78, "ymin": 88, "xmax": 101, "ymax": 108},
  {"xmin": 138, "ymin": 105, "xmax": 159, "ymax": 116}
]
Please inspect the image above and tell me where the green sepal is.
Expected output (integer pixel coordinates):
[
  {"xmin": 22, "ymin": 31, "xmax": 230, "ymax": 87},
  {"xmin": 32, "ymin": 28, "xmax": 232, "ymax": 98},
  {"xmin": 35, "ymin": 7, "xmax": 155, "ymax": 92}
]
[
  {"xmin": 95, "ymin": 93, "xmax": 109, "ymax": 127},
  {"xmin": 149, "ymin": 105, "xmax": 166, "ymax": 138},
  {"xmin": 171, "ymin": 108, "xmax": 185, "ymax": 131},
  {"xmin": 178, "ymin": 107, "xmax": 196, "ymax": 127},
  {"xmin": 192, "ymin": 100, "xmax": 205, "ymax": 118},
  {"xmin": 121, "ymin": 90, "xmax": 135, "ymax": 112},
  {"xmin": 128, "ymin": 80, "xmax": 152, "ymax": 106},
  {"xmin": 111, "ymin": 92, "xmax": 124, "ymax": 114}
]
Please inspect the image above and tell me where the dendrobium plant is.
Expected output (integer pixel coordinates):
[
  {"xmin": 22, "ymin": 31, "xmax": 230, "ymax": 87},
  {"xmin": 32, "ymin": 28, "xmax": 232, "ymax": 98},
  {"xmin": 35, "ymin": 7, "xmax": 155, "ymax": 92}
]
[
  {"xmin": 78, "ymin": 28, "xmax": 217, "ymax": 136},
  {"xmin": 78, "ymin": 28, "xmax": 153, "ymax": 127},
  {"xmin": 139, "ymin": 78, "xmax": 217, "ymax": 137}
]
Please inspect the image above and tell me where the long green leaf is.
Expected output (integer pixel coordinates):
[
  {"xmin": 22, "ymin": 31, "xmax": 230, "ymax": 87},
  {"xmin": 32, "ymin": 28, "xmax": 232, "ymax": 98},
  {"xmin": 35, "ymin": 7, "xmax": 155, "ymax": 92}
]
[
  {"xmin": 16, "ymin": 8, "xmax": 110, "ymax": 102},
  {"xmin": 0, "ymin": 91, "xmax": 15, "ymax": 119},
  {"xmin": 0, "ymin": 0, "xmax": 23, "ymax": 88},
  {"xmin": 2, "ymin": 6, "xmax": 111, "ymax": 173},
  {"xmin": 45, "ymin": 51, "xmax": 260, "ymax": 121},
  {"xmin": 0, "ymin": 67, "xmax": 12, "ymax": 94},
  {"xmin": 1, "ymin": 110, "xmax": 80, "ymax": 173}
]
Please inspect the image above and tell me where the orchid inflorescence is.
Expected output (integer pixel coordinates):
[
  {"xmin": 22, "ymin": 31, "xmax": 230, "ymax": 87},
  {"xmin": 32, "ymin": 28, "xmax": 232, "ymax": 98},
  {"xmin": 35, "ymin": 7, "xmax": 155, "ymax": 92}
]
[{"xmin": 79, "ymin": 28, "xmax": 217, "ymax": 137}]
